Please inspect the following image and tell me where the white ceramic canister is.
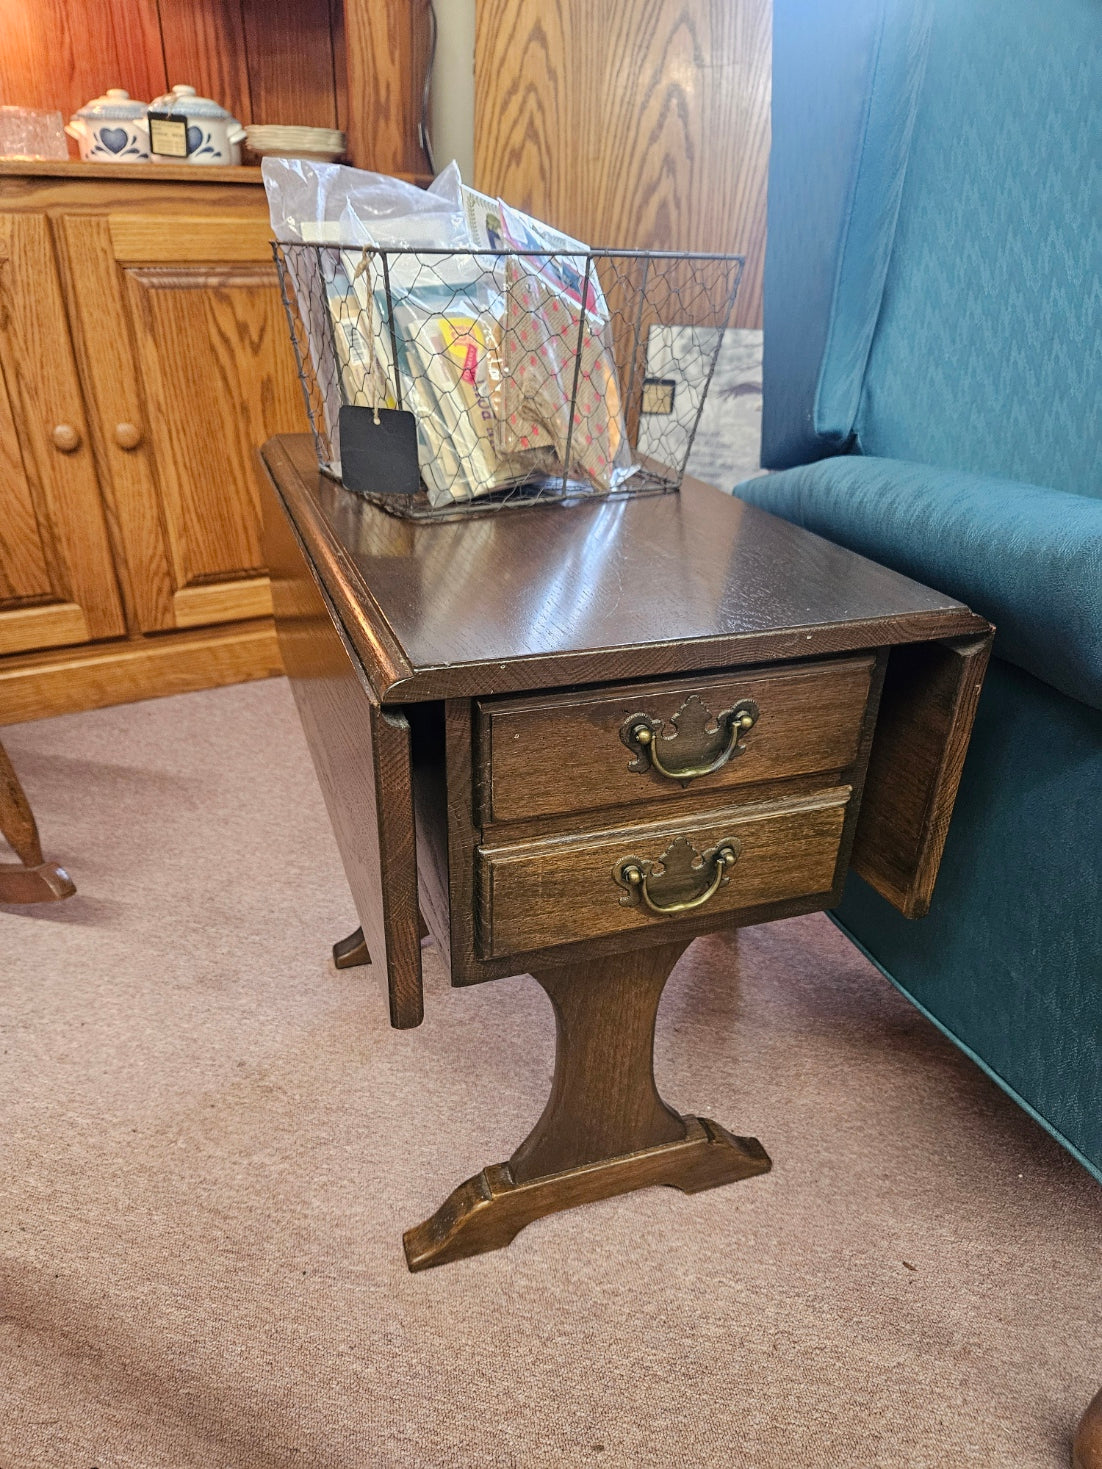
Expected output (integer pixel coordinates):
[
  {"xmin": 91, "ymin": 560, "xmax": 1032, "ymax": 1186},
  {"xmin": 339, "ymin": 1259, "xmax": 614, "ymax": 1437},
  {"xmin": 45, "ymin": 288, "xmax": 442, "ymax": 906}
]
[
  {"xmin": 147, "ymin": 85, "xmax": 247, "ymax": 165},
  {"xmin": 65, "ymin": 90, "xmax": 150, "ymax": 162}
]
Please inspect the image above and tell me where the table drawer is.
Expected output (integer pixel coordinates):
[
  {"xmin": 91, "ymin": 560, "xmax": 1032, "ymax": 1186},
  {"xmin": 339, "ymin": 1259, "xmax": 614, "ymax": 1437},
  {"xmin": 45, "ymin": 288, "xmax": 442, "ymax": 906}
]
[
  {"xmin": 476, "ymin": 656, "xmax": 873, "ymax": 824},
  {"xmin": 477, "ymin": 787, "xmax": 851, "ymax": 958}
]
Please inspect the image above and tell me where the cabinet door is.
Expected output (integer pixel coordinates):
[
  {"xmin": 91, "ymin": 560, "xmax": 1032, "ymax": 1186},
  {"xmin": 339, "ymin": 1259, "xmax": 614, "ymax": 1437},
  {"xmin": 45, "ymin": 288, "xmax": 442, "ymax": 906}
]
[
  {"xmin": 0, "ymin": 214, "xmax": 124, "ymax": 659},
  {"xmin": 58, "ymin": 211, "xmax": 306, "ymax": 634}
]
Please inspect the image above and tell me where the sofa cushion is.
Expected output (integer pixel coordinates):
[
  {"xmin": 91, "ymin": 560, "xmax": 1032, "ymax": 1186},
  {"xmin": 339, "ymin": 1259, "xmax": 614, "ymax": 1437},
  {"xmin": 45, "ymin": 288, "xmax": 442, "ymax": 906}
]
[{"xmin": 733, "ymin": 455, "xmax": 1102, "ymax": 710}]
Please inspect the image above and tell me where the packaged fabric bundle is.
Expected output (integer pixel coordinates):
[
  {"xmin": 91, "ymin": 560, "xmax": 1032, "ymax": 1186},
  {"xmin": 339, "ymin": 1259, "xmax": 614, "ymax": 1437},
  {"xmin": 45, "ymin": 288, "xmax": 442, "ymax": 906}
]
[{"xmin": 263, "ymin": 157, "xmax": 638, "ymax": 506}]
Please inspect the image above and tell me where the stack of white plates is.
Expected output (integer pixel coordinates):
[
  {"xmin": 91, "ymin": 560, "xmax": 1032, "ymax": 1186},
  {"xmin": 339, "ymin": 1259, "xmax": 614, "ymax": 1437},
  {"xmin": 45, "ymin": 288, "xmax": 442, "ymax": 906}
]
[{"xmin": 245, "ymin": 125, "xmax": 345, "ymax": 162}]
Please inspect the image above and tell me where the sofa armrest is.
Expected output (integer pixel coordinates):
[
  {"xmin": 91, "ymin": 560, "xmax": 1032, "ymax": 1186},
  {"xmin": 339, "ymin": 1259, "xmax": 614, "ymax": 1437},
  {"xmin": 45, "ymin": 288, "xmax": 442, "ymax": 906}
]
[{"xmin": 733, "ymin": 455, "xmax": 1102, "ymax": 710}]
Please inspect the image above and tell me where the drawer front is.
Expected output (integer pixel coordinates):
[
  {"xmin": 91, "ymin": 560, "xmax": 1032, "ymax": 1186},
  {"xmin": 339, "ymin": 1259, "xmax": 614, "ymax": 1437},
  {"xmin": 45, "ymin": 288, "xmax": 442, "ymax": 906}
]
[
  {"xmin": 478, "ymin": 788, "xmax": 851, "ymax": 958},
  {"xmin": 477, "ymin": 656, "xmax": 873, "ymax": 823}
]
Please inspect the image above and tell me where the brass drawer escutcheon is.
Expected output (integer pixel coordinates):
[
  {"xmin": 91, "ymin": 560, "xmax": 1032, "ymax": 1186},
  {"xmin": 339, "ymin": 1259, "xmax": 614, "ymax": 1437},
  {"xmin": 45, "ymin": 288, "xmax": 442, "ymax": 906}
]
[
  {"xmin": 621, "ymin": 695, "xmax": 760, "ymax": 784},
  {"xmin": 613, "ymin": 834, "xmax": 740, "ymax": 915}
]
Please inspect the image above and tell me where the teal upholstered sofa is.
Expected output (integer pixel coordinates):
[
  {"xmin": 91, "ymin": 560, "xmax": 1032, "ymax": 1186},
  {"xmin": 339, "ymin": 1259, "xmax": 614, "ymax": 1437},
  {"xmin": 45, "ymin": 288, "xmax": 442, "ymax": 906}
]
[{"xmin": 735, "ymin": 0, "xmax": 1101, "ymax": 1177}]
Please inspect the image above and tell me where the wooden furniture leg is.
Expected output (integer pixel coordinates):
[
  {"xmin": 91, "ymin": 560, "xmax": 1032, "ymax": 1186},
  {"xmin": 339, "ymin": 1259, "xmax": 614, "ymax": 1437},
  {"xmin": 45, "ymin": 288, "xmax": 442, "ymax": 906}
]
[
  {"xmin": 333, "ymin": 926, "xmax": 371, "ymax": 968},
  {"xmin": 403, "ymin": 940, "xmax": 770, "ymax": 1270},
  {"xmin": 1075, "ymin": 1389, "xmax": 1102, "ymax": 1469},
  {"xmin": 0, "ymin": 740, "xmax": 75, "ymax": 904},
  {"xmin": 332, "ymin": 911, "xmax": 431, "ymax": 970}
]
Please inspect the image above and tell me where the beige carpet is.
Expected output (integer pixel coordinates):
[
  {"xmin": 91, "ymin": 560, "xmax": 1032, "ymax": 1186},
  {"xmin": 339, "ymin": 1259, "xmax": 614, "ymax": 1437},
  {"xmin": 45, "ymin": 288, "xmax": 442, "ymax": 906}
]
[{"xmin": 1, "ymin": 679, "xmax": 1098, "ymax": 1469}]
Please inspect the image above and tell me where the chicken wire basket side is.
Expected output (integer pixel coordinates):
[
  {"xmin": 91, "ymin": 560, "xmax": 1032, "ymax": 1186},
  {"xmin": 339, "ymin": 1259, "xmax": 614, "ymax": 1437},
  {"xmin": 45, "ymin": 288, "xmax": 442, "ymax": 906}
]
[{"xmin": 273, "ymin": 243, "xmax": 744, "ymax": 521}]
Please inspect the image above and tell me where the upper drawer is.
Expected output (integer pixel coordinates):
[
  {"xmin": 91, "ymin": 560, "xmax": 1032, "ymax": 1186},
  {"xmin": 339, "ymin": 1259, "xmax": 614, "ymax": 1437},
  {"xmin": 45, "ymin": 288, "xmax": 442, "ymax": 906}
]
[{"xmin": 476, "ymin": 655, "xmax": 874, "ymax": 824}]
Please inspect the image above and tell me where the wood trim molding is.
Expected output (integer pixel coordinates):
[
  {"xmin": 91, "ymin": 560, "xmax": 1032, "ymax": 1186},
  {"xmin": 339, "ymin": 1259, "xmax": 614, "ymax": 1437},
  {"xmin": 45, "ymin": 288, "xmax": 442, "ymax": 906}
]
[
  {"xmin": 173, "ymin": 577, "xmax": 274, "ymax": 629},
  {"xmin": 0, "ymin": 602, "xmax": 90, "ymax": 658},
  {"xmin": 0, "ymin": 621, "xmax": 282, "ymax": 724},
  {"xmin": 108, "ymin": 216, "xmax": 277, "ymax": 264}
]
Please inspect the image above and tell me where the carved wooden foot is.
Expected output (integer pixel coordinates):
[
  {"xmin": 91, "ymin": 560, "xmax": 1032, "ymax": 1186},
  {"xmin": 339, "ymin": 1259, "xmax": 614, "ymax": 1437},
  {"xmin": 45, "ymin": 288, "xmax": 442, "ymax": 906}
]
[
  {"xmin": 1075, "ymin": 1388, "xmax": 1102, "ymax": 1469},
  {"xmin": 403, "ymin": 940, "xmax": 771, "ymax": 1271},
  {"xmin": 332, "ymin": 926, "xmax": 371, "ymax": 969},
  {"xmin": 0, "ymin": 741, "xmax": 75, "ymax": 906}
]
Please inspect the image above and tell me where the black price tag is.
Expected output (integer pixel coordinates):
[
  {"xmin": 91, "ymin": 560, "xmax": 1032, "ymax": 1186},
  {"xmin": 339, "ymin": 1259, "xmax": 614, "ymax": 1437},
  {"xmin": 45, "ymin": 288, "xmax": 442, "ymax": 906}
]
[
  {"xmin": 147, "ymin": 112, "xmax": 189, "ymax": 158},
  {"xmin": 338, "ymin": 406, "xmax": 421, "ymax": 497}
]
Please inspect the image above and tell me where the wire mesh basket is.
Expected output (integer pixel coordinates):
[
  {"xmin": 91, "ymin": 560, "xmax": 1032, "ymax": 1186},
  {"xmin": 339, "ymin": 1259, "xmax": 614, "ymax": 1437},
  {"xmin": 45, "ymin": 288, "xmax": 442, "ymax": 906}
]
[{"xmin": 273, "ymin": 243, "xmax": 744, "ymax": 520}]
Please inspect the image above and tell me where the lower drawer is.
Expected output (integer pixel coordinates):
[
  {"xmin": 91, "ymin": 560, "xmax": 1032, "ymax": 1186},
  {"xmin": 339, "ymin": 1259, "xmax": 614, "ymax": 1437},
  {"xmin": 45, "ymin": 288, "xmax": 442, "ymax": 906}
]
[{"xmin": 477, "ymin": 788, "xmax": 851, "ymax": 958}]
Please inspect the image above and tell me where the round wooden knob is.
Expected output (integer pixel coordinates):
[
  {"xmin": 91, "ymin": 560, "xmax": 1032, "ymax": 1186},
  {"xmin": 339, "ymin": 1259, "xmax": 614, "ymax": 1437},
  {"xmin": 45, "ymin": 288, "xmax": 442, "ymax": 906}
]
[
  {"xmin": 51, "ymin": 423, "xmax": 81, "ymax": 453},
  {"xmin": 114, "ymin": 421, "xmax": 143, "ymax": 450}
]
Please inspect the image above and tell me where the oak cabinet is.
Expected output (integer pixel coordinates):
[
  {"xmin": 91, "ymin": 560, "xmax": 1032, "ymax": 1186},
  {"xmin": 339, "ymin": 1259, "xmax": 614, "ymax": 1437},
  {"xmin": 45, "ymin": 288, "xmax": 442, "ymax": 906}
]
[
  {"xmin": 60, "ymin": 211, "xmax": 302, "ymax": 636},
  {"xmin": 0, "ymin": 162, "xmax": 306, "ymax": 721},
  {"xmin": 0, "ymin": 212, "xmax": 125, "ymax": 659}
]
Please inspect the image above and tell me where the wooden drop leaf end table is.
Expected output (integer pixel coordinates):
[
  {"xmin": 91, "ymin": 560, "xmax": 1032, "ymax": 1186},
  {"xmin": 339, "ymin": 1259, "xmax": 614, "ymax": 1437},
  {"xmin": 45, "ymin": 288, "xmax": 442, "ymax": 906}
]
[{"xmin": 260, "ymin": 435, "xmax": 992, "ymax": 1271}]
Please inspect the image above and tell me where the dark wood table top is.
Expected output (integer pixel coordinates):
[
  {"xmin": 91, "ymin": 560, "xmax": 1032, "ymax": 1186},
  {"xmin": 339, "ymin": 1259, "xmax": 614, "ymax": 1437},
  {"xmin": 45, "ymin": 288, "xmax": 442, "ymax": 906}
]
[{"xmin": 262, "ymin": 435, "xmax": 988, "ymax": 703}]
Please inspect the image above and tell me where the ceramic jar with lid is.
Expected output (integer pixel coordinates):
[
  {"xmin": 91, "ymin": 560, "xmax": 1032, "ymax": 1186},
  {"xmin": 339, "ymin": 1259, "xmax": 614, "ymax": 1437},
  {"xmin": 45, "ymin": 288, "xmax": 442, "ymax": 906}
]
[
  {"xmin": 147, "ymin": 85, "xmax": 247, "ymax": 165},
  {"xmin": 65, "ymin": 90, "xmax": 150, "ymax": 162}
]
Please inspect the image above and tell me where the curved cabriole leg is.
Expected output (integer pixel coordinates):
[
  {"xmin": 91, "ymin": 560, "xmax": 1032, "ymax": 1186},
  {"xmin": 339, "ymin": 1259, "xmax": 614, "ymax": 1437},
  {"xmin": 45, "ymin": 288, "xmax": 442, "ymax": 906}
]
[
  {"xmin": 1075, "ymin": 1389, "xmax": 1102, "ymax": 1469},
  {"xmin": 403, "ymin": 939, "xmax": 771, "ymax": 1271},
  {"xmin": 0, "ymin": 741, "xmax": 75, "ymax": 905}
]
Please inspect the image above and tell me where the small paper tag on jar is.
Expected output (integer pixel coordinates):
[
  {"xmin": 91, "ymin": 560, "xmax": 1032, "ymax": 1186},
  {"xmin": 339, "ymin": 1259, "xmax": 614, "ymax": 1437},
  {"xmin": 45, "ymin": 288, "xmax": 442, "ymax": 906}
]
[{"xmin": 148, "ymin": 113, "xmax": 188, "ymax": 158}]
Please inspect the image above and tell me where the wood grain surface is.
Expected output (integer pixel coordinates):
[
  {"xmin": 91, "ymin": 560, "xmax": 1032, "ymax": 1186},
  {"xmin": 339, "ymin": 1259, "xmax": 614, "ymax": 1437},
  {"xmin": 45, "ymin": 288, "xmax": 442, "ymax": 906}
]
[
  {"xmin": 479, "ymin": 787, "xmax": 851, "ymax": 956},
  {"xmin": 0, "ymin": 0, "xmax": 345, "ymax": 152},
  {"xmin": 403, "ymin": 938, "xmax": 770, "ymax": 1269},
  {"xmin": 261, "ymin": 437, "xmax": 990, "ymax": 704},
  {"xmin": 0, "ymin": 213, "xmax": 125, "ymax": 650},
  {"xmin": 0, "ymin": 739, "xmax": 42, "ymax": 868},
  {"xmin": 261, "ymin": 456, "xmax": 423, "ymax": 1027},
  {"xmin": 240, "ymin": 0, "xmax": 344, "ymax": 129},
  {"xmin": 0, "ymin": 621, "xmax": 280, "ymax": 725},
  {"xmin": 1075, "ymin": 1389, "xmax": 1102, "ymax": 1469},
  {"xmin": 0, "ymin": 739, "xmax": 75, "ymax": 904},
  {"xmin": 58, "ymin": 203, "xmax": 305, "ymax": 637},
  {"xmin": 0, "ymin": 0, "xmax": 167, "ymax": 138},
  {"xmin": 477, "ymin": 656, "xmax": 873, "ymax": 823},
  {"xmin": 851, "ymin": 634, "xmax": 993, "ymax": 919},
  {"xmin": 510, "ymin": 940, "xmax": 690, "ymax": 1179},
  {"xmin": 404, "ymin": 1114, "xmax": 771, "ymax": 1271},
  {"xmin": 0, "ymin": 362, "xmax": 52, "ymax": 607},
  {"xmin": 55, "ymin": 211, "xmax": 176, "ymax": 633},
  {"xmin": 344, "ymin": 0, "xmax": 432, "ymax": 172},
  {"xmin": 158, "ymin": 0, "xmax": 252, "ymax": 128},
  {"xmin": 475, "ymin": 0, "xmax": 771, "ymax": 327},
  {"xmin": 123, "ymin": 257, "xmax": 304, "ymax": 588}
]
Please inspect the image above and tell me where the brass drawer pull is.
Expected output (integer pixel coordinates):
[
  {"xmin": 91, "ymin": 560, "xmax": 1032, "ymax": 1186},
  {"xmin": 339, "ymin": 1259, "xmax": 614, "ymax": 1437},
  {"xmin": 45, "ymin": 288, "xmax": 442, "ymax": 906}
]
[
  {"xmin": 621, "ymin": 696, "xmax": 759, "ymax": 784},
  {"xmin": 614, "ymin": 835, "xmax": 740, "ymax": 915}
]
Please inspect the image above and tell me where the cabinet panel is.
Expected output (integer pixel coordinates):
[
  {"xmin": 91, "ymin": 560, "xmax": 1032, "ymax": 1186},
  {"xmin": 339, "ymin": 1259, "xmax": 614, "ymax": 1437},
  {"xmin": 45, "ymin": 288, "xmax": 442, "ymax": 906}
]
[
  {"xmin": 59, "ymin": 211, "xmax": 306, "ymax": 633},
  {"xmin": 0, "ymin": 365, "xmax": 51, "ymax": 605},
  {"xmin": 0, "ymin": 214, "xmax": 124, "ymax": 657}
]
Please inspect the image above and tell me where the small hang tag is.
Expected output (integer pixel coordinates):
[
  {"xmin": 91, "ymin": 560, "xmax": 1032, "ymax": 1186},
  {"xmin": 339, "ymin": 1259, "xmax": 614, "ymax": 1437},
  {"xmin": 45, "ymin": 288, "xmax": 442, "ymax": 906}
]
[
  {"xmin": 338, "ymin": 406, "xmax": 421, "ymax": 497},
  {"xmin": 641, "ymin": 378, "xmax": 677, "ymax": 414},
  {"xmin": 147, "ymin": 113, "xmax": 189, "ymax": 158}
]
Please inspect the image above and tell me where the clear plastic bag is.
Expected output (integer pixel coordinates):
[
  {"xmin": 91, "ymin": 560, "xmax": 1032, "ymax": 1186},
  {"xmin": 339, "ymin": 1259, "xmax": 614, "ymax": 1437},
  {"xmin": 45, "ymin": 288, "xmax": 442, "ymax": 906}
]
[
  {"xmin": 266, "ymin": 159, "xmax": 636, "ymax": 503},
  {"xmin": 262, "ymin": 157, "xmax": 468, "ymax": 250}
]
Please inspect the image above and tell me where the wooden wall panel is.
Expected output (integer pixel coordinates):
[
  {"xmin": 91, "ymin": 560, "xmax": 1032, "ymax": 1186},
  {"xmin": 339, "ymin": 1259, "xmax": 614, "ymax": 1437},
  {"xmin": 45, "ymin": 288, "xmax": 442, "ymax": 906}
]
[
  {"xmin": 0, "ymin": 0, "xmax": 167, "ymax": 125},
  {"xmin": 157, "ymin": 0, "xmax": 254, "ymax": 125},
  {"xmin": 0, "ymin": 0, "xmax": 346, "ymax": 140},
  {"xmin": 474, "ymin": 0, "xmax": 771, "ymax": 328},
  {"xmin": 240, "ymin": 0, "xmax": 343, "ymax": 128},
  {"xmin": 344, "ymin": 0, "xmax": 432, "ymax": 173}
]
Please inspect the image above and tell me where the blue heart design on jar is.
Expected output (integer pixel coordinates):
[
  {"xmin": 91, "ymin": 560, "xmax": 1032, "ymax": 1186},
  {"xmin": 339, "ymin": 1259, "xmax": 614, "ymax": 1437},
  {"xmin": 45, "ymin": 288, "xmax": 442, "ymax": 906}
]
[
  {"xmin": 186, "ymin": 125, "xmax": 203, "ymax": 154},
  {"xmin": 99, "ymin": 127, "xmax": 129, "ymax": 154}
]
